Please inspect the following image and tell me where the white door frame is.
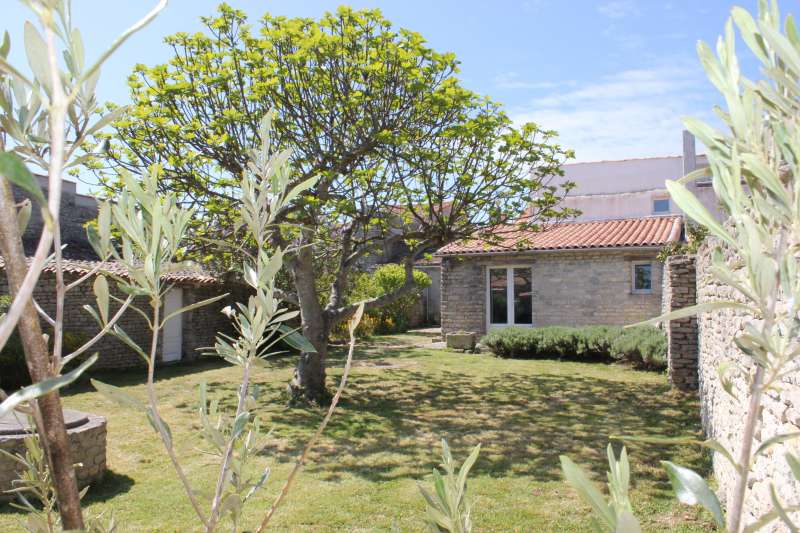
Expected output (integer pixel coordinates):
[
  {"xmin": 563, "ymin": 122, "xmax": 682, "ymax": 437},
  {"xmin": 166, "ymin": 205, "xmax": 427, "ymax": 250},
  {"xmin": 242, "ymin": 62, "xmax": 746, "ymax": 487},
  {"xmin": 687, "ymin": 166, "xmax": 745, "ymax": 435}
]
[
  {"xmin": 161, "ymin": 287, "xmax": 183, "ymax": 363},
  {"xmin": 485, "ymin": 265, "xmax": 534, "ymax": 331}
]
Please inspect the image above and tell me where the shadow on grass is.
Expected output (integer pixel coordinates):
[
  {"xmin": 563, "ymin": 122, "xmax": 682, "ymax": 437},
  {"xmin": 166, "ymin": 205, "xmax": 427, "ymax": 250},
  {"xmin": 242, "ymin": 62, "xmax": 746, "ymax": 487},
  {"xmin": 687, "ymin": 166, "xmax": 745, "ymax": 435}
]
[
  {"xmin": 181, "ymin": 335, "xmax": 708, "ymax": 501},
  {"xmin": 0, "ymin": 469, "xmax": 134, "ymax": 516},
  {"xmin": 60, "ymin": 332, "xmax": 705, "ymax": 508}
]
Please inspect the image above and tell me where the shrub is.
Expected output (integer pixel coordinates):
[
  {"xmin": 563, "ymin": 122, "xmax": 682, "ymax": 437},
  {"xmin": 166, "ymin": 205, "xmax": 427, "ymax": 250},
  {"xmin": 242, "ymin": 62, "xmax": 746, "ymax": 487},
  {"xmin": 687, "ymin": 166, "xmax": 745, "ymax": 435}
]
[
  {"xmin": 348, "ymin": 264, "xmax": 431, "ymax": 334},
  {"xmin": 480, "ymin": 325, "xmax": 666, "ymax": 369},
  {"xmin": 0, "ymin": 296, "xmax": 89, "ymax": 390}
]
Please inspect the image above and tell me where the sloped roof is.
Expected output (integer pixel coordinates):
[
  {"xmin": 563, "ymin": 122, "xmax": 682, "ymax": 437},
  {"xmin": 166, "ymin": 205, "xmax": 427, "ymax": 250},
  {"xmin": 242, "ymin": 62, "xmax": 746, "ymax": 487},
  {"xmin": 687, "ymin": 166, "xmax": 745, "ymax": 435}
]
[
  {"xmin": 0, "ymin": 257, "xmax": 218, "ymax": 285},
  {"xmin": 436, "ymin": 215, "xmax": 683, "ymax": 256}
]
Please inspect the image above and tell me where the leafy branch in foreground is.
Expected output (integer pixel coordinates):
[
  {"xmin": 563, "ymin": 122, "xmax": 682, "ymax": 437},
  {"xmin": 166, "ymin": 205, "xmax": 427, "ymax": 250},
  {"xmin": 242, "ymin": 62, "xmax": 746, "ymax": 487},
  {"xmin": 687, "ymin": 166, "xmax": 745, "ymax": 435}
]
[
  {"xmin": 566, "ymin": 1, "xmax": 800, "ymax": 531},
  {"xmin": 418, "ymin": 439, "xmax": 481, "ymax": 533},
  {"xmin": 91, "ymin": 114, "xmax": 360, "ymax": 531},
  {"xmin": 0, "ymin": 0, "xmax": 164, "ymax": 528},
  {"xmin": 560, "ymin": 445, "xmax": 643, "ymax": 533}
]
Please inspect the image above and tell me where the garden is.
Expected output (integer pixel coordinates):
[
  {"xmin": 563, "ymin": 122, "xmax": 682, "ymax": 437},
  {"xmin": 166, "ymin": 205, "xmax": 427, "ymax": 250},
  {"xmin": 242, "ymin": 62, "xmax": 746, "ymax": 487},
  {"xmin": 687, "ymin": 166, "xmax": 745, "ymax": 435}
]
[
  {"xmin": 1, "ymin": 0, "xmax": 800, "ymax": 531},
  {"xmin": 1, "ymin": 332, "xmax": 712, "ymax": 531}
]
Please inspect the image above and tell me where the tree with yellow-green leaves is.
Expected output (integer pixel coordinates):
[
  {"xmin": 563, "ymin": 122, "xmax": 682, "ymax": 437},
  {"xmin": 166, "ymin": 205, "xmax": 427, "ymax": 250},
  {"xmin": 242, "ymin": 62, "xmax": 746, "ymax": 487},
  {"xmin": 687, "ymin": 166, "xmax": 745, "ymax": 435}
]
[{"xmin": 99, "ymin": 5, "xmax": 577, "ymax": 404}]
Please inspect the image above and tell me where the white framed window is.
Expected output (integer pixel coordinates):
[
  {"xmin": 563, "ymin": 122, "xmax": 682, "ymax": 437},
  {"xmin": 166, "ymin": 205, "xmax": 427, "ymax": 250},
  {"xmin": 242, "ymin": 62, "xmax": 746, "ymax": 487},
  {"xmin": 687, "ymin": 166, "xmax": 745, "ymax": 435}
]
[
  {"xmin": 631, "ymin": 262, "xmax": 653, "ymax": 294},
  {"xmin": 652, "ymin": 198, "xmax": 670, "ymax": 214},
  {"xmin": 486, "ymin": 266, "xmax": 533, "ymax": 328}
]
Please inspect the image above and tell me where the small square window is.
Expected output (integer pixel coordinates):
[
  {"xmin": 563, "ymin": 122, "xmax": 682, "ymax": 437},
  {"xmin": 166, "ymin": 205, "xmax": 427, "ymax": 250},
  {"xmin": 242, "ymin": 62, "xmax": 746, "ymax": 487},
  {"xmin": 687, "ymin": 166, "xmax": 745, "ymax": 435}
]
[
  {"xmin": 632, "ymin": 263, "xmax": 652, "ymax": 293},
  {"xmin": 653, "ymin": 198, "xmax": 670, "ymax": 213}
]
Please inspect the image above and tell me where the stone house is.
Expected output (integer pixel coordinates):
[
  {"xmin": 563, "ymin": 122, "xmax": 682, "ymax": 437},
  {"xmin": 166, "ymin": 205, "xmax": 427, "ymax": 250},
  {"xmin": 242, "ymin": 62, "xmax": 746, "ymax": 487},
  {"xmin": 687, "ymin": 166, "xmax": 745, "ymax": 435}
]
[
  {"xmin": 1, "ymin": 177, "xmax": 238, "ymax": 371},
  {"xmin": 0, "ymin": 258, "xmax": 239, "ymax": 371},
  {"xmin": 436, "ymin": 215, "xmax": 683, "ymax": 336}
]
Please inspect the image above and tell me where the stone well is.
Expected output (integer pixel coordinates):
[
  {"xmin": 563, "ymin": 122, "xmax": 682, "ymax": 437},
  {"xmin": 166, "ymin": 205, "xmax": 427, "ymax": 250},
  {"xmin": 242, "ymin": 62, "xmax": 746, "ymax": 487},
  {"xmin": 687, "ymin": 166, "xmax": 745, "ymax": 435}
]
[{"xmin": 0, "ymin": 409, "xmax": 106, "ymax": 499}]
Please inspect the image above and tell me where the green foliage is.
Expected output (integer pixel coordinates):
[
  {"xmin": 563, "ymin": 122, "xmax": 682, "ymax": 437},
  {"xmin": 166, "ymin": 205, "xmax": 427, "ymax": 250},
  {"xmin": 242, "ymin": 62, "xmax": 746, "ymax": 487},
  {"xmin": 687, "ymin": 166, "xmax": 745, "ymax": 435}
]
[
  {"xmin": 99, "ymin": 4, "xmax": 575, "ymax": 349},
  {"xmin": 480, "ymin": 325, "xmax": 666, "ymax": 369},
  {"xmin": 349, "ymin": 264, "xmax": 431, "ymax": 334},
  {"xmin": 560, "ymin": 445, "xmax": 642, "ymax": 533},
  {"xmin": 570, "ymin": 3, "xmax": 800, "ymax": 531},
  {"xmin": 91, "ymin": 114, "xmax": 320, "ymax": 531},
  {"xmin": 418, "ymin": 439, "xmax": 480, "ymax": 533},
  {"xmin": 0, "ymin": 320, "xmax": 89, "ymax": 391},
  {"xmin": 656, "ymin": 222, "xmax": 709, "ymax": 261}
]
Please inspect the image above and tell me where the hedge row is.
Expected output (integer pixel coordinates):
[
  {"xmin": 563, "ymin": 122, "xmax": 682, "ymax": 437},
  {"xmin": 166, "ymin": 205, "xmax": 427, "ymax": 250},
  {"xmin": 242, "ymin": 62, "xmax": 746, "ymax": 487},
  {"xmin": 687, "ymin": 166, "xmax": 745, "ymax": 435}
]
[{"xmin": 480, "ymin": 325, "xmax": 666, "ymax": 369}]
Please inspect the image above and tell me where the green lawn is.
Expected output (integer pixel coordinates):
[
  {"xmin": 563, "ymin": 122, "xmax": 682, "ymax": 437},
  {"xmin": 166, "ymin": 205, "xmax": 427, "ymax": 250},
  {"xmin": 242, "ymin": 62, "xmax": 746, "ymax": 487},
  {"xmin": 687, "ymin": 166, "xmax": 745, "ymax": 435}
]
[{"xmin": 0, "ymin": 331, "xmax": 714, "ymax": 532}]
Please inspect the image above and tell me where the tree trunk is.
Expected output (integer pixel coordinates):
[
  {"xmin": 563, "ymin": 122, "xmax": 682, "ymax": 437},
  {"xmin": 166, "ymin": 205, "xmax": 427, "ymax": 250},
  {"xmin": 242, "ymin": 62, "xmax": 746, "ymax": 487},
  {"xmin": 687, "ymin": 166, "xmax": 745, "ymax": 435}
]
[
  {"xmin": 0, "ymin": 180, "xmax": 85, "ymax": 529},
  {"xmin": 287, "ymin": 242, "xmax": 331, "ymax": 404}
]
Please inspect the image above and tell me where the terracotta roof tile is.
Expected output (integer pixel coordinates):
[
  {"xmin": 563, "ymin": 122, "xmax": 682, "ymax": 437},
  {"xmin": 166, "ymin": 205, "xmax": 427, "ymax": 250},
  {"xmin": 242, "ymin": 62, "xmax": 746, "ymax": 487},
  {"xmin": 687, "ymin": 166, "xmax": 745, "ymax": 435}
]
[
  {"xmin": 0, "ymin": 257, "xmax": 218, "ymax": 285},
  {"xmin": 436, "ymin": 215, "xmax": 683, "ymax": 255}
]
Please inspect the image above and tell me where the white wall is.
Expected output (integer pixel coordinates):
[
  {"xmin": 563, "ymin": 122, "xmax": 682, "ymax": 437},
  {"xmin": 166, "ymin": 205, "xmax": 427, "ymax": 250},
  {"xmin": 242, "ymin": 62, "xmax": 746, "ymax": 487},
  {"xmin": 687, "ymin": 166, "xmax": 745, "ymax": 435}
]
[{"xmin": 550, "ymin": 152, "xmax": 724, "ymax": 221}]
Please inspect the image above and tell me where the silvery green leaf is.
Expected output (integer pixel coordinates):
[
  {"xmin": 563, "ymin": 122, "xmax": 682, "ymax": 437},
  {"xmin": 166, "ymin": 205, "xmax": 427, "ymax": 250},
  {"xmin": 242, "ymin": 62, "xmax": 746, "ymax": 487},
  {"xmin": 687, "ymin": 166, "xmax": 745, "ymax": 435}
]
[
  {"xmin": 0, "ymin": 354, "xmax": 98, "ymax": 419},
  {"xmin": 23, "ymin": 21, "xmax": 51, "ymax": 94},
  {"xmin": 146, "ymin": 407, "xmax": 172, "ymax": 448},
  {"xmin": 0, "ymin": 151, "xmax": 46, "ymax": 205},
  {"xmin": 662, "ymin": 461, "xmax": 724, "ymax": 527},
  {"xmin": 731, "ymin": 6, "xmax": 769, "ymax": 63},
  {"xmin": 91, "ymin": 379, "xmax": 145, "ymax": 410},
  {"xmin": 93, "ymin": 275, "xmax": 110, "ymax": 324},
  {"xmin": 231, "ymin": 411, "xmax": 250, "ymax": 440},
  {"xmin": 85, "ymin": 106, "xmax": 128, "ymax": 138},
  {"xmin": 560, "ymin": 455, "xmax": 616, "ymax": 531},
  {"xmin": 16, "ymin": 198, "xmax": 31, "ymax": 233},
  {"xmin": 160, "ymin": 293, "xmax": 228, "ymax": 326},
  {"xmin": 111, "ymin": 324, "xmax": 149, "ymax": 362},
  {"xmin": 615, "ymin": 511, "xmax": 642, "ymax": 533},
  {"xmin": 0, "ymin": 31, "xmax": 9, "ymax": 59},
  {"xmin": 754, "ymin": 433, "xmax": 800, "ymax": 459},
  {"xmin": 277, "ymin": 324, "xmax": 316, "ymax": 353},
  {"xmin": 628, "ymin": 301, "xmax": 753, "ymax": 328},
  {"xmin": 349, "ymin": 302, "xmax": 365, "ymax": 336},
  {"xmin": 787, "ymin": 454, "xmax": 800, "ymax": 481},
  {"xmin": 666, "ymin": 180, "xmax": 737, "ymax": 248},
  {"xmin": 78, "ymin": 0, "xmax": 167, "ymax": 89}
]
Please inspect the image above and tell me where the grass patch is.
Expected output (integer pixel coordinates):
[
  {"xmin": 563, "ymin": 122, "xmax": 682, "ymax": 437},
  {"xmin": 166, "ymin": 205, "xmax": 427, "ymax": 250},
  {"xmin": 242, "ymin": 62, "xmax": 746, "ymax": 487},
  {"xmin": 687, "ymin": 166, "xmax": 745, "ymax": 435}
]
[{"xmin": 0, "ymin": 331, "xmax": 713, "ymax": 531}]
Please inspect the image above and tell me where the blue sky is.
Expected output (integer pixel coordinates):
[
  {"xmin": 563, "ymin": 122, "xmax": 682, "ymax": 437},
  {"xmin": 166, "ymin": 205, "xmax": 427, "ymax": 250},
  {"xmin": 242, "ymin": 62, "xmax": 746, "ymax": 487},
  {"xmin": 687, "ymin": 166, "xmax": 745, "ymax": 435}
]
[{"xmin": 5, "ymin": 0, "xmax": 763, "ymax": 191}]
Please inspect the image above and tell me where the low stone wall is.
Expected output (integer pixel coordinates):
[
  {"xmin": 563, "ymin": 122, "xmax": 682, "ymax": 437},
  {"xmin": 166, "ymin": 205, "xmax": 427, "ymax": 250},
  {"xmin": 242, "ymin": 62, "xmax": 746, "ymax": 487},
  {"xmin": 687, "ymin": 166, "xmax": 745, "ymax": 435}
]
[
  {"xmin": 662, "ymin": 255, "xmax": 698, "ymax": 391},
  {"xmin": 697, "ymin": 238, "xmax": 800, "ymax": 529},
  {"xmin": 0, "ymin": 412, "xmax": 106, "ymax": 499},
  {"xmin": 441, "ymin": 249, "xmax": 664, "ymax": 337}
]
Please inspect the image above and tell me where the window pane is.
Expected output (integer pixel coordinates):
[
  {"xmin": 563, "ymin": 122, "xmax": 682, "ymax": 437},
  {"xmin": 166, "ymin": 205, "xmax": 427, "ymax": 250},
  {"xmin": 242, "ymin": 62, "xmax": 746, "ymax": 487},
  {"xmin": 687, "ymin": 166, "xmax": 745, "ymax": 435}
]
[
  {"xmin": 489, "ymin": 269, "xmax": 508, "ymax": 324},
  {"xmin": 634, "ymin": 264, "xmax": 652, "ymax": 291},
  {"xmin": 513, "ymin": 268, "xmax": 532, "ymax": 324},
  {"xmin": 653, "ymin": 199, "xmax": 670, "ymax": 213}
]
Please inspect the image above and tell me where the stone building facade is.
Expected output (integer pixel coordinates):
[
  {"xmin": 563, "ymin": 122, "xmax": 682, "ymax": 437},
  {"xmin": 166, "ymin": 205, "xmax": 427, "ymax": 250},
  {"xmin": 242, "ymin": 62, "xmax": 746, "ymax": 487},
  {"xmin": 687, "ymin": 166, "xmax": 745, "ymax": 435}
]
[
  {"xmin": 697, "ymin": 238, "xmax": 800, "ymax": 529},
  {"xmin": 0, "ymin": 267, "xmax": 239, "ymax": 371},
  {"xmin": 437, "ymin": 216, "xmax": 682, "ymax": 336},
  {"xmin": 440, "ymin": 249, "xmax": 665, "ymax": 336}
]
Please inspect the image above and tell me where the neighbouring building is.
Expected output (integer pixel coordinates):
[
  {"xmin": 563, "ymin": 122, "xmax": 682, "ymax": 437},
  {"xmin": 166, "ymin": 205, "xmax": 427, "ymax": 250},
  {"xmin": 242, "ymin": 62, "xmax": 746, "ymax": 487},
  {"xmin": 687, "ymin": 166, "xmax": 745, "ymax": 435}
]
[
  {"xmin": 437, "ymin": 215, "xmax": 682, "ymax": 336},
  {"xmin": 553, "ymin": 131, "xmax": 721, "ymax": 222},
  {"xmin": 1, "ymin": 177, "xmax": 238, "ymax": 370}
]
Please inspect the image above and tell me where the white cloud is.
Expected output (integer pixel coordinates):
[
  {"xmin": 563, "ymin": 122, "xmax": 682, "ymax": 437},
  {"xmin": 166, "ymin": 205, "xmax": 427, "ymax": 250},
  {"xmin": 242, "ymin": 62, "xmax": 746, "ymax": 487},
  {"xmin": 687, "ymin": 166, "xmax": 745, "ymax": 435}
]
[
  {"xmin": 493, "ymin": 72, "xmax": 563, "ymax": 90},
  {"xmin": 598, "ymin": 1, "xmax": 639, "ymax": 19},
  {"xmin": 510, "ymin": 63, "xmax": 717, "ymax": 161}
]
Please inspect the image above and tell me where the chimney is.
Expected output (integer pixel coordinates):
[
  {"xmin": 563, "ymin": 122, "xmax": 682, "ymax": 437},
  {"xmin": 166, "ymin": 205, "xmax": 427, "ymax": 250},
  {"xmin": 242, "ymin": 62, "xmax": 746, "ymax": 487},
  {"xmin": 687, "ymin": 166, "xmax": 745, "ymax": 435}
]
[{"xmin": 682, "ymin": 130, "xmax": 697, "ymax": 175}]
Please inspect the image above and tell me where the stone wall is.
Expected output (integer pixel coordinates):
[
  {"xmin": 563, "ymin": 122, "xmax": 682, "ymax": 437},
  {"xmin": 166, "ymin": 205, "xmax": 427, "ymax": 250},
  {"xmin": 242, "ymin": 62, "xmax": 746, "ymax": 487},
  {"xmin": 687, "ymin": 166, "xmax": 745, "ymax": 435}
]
[
  {"xmin": 13, "ymin": 177, "xmax": 99, "ymax": 259},
  {"xmin": 697, "ymin": 239, "xmax": 800, "ymax": 529},
  {"xmin": 0, "ymin": 412, "xmax": 106, "ymax": 499},
  {"xmin": 0, "ymin": 271, "xmax": 238, "ymax": 371},
  {"xmin": 441, "ymin": 249, "xmax": 664, "ymax": 336},
  {"xmin": 662, "ymin": 255, "xmax": 699, "ymax": 391}
]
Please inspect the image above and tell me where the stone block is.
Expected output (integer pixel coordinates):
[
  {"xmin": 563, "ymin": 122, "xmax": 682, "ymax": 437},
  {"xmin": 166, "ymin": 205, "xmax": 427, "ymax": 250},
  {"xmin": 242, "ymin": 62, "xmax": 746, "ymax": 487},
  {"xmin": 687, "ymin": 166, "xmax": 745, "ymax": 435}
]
[{"xmin": 446, "ymin": 332, "xmax": 476, "ymax": 351}]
